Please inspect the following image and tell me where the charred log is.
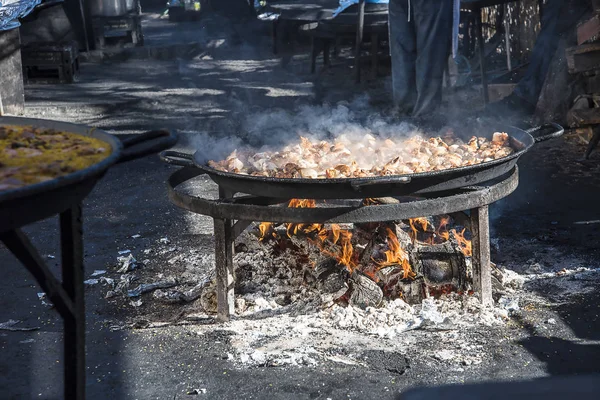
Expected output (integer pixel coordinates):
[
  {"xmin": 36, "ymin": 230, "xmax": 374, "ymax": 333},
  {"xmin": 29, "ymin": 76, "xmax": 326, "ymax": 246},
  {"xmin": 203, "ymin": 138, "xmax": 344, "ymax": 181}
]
[
  {"xmin": 411, "ymin": 238, "xmax": 468, "ymax": 291},
  {"xmin": 396, "ymin": 278, "xmax": 426, "ymax": 304},
  {"xmin": 314, "ymin": 259, "xmax": 349, "ymax": 303},
  {"xmin": 349, "ymin": 271, "xmax": 383, "ymax": 308}
]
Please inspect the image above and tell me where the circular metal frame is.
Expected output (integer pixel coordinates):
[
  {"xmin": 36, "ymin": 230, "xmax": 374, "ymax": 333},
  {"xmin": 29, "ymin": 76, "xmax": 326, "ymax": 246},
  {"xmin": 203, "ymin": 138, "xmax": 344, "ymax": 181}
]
[{"xmin": 167, "ymin": 166, "xmax": 519, "ymax": 224}]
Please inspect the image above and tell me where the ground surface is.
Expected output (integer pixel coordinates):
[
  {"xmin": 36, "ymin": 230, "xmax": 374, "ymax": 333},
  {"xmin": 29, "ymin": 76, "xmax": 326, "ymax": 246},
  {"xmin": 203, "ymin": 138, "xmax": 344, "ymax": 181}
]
[{"xmin": 2, "ymin": 9, "xmax": 600, "ymax": 400}]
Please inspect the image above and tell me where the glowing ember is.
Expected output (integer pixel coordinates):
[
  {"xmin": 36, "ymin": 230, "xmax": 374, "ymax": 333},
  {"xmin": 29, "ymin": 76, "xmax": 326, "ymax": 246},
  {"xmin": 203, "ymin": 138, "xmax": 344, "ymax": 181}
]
[{"xmin": 288, "ymin": 199, "xmax": 316, "ymax": 208}]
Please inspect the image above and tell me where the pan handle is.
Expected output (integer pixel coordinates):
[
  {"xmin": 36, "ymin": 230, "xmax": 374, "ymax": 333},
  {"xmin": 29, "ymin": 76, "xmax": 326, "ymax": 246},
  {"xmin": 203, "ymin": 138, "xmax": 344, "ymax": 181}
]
[
  {"xmin": 117, "ymin": 130, "xmax": 178, "ymax": 163},
  {"xmin": 160, "ymin": 150, "xmax": 196, "ymax": 168},
  {"xmin": 525, "ymin": 122, "xmax": 564, "ymax": 143},
  {"xmin": 350, "ymin": 175, "xmax": 412, "ymax": 191}
]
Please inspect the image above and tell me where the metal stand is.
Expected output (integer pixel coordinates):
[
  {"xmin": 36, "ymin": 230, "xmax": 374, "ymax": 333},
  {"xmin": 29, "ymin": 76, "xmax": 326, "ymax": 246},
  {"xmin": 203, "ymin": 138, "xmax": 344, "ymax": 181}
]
[
  {"xmin": 214, "ymin": 188, "xmax": 236, "ymax": 321},
  {"xmin": 168, "ymin": 167, "xmax": 518, "ymax": 320},
  {"xmin": 0, "ymin": 204, "xmax": 86, "ymax": 400},
  {"xmin": 470, "ymin": 205, "xmax": 492, "ymax": 307}
]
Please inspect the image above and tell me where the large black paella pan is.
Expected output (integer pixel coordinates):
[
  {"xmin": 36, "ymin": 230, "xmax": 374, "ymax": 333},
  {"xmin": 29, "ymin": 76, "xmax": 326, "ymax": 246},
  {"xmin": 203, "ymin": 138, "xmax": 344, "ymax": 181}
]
[
  {"xmin": 161, "ymin": 122, "xmax": 563, "ymax": 199},
  {"xmin": 0, "ymin": 116, "xmax": 178, "ymax": 232}
]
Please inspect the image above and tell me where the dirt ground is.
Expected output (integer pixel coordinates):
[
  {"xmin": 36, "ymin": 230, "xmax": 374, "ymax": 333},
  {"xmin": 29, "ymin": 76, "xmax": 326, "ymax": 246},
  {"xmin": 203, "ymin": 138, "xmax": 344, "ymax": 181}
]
[{"xmin": 2, "ymin": 8, "xmax": 600, "ymax": 400}]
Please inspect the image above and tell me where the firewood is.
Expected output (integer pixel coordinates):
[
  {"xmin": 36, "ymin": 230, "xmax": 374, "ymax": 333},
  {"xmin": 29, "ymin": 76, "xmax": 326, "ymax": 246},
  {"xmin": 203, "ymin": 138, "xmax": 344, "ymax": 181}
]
[
  {"xmin": 314, "ymin": 259, "xmax": 349, "ymax": 303},
  {"xmin": 396, "ymin": 277, "xmax": 426, "ymax": 304},
  {"xmin": 411, "ymin": 239, "xmax": 468, "ymax": 291},
  {"xmin": 349, "ymin": 271, "xmax": 383, "ymax": 308}
]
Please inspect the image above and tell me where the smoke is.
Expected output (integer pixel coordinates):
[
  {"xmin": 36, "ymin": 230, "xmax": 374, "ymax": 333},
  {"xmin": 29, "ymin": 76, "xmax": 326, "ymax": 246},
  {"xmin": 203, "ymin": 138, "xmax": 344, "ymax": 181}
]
[{"xmin": 187, "ymin": 95, "xmax": 429, "ymax": 163}]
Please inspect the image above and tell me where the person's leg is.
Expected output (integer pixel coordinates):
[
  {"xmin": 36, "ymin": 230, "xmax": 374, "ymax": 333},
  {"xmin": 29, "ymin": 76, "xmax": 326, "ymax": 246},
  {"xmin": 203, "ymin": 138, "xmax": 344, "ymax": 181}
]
[
  {"xmin": 412, "ymin": 0, "xmax": 453, "ymax": 117},
  {"xmin": 513, "ymin": 0, "xmax": 590, "ymax": 105},
  {"xmin": 388, "ymin": 0, "xmax": 417, "ymax": 114}
]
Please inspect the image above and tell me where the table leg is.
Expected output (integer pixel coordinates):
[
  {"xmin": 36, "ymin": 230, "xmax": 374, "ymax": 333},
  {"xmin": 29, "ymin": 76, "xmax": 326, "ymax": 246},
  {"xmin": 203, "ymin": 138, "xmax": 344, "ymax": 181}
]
[
  {"xmin": 470, "ymin": 205, "xmax": 493, "ymax": 307},
  {"xmin": 310, "ymin": 36, "xmax": 318, "ymax": 73},
  {"xmin": 60, "ymin": 204, "xmax": 85, "ymax": 400},
  {"xmin": 323, "ymin": 39, "xmax": 331, "ymax": 68},
  {"xmin": 475, "ymin": 7, "xmax": 489, "ymax": 104}
]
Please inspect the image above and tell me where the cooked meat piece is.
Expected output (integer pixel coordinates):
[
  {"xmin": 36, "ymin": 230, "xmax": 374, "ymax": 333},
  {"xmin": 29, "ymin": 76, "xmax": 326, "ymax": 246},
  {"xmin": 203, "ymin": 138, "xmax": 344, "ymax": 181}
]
[{"xmin": 209, "ymin": 131, "xmax": 514, "ymax": 179}]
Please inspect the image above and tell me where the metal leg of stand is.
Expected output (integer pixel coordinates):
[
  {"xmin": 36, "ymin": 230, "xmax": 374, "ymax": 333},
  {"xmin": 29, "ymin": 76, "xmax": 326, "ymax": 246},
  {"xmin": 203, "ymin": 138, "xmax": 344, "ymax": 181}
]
[
  {"xmin": 60, "ymin": 204, "xmax": 85, "ymax": 400},
  {"xmin": 470, "ymin": 205, "xmax": 493, "ymax": 307},
  {"xmin": 0, "ymin": 203, "xmax": 86, "ymax": 400},
  {"xmin": 214, "ymin": 187, "xmax": 236, "ymax": 321},
  {"xmin": 475, "ymin": 7, "xmax": 489, "ymax": 104}
]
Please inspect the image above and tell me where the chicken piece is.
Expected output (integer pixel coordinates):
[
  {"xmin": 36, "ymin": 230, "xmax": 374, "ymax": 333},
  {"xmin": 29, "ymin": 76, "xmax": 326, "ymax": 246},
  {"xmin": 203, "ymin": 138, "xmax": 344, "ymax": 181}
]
[
  {"xmin": 467, "ymin": 137, "xmax": 479, "ymax": 151},
  {"xmin": 491, "ymin": 132, "xmax": 509, "ymax": 146}
]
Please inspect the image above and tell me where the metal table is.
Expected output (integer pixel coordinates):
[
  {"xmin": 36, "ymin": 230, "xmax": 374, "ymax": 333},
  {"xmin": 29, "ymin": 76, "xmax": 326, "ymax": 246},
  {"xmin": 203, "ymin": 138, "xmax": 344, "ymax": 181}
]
[
  {"xmin": 1, "ymin": 205, "xmax": 86, "ymax": 399},
  {"xmin": 266, "ymin": 0, "xmax": 339, "ymax": 54}
]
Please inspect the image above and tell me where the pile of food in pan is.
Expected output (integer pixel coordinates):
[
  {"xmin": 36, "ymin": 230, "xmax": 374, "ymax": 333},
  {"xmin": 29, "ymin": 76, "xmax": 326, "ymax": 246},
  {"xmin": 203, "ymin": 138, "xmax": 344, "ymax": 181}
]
[
  {"xmin": 0, "ymin": 125, "xmax": 111, "ymax": 191},
  {"xmin": 208, "ymin": 131, "xmax": 515, "ymax": 179}
]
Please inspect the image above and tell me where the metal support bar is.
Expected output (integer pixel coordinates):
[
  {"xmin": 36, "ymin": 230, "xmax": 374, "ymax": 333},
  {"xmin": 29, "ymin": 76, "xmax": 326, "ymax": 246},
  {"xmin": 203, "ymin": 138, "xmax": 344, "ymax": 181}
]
[
  {"xmin": 215, "ymin": 187, "xmax": 236, "ymax": 321},
  {"xmin": 60, "ymin": 204, "xmax": 85, "ymax": 400},
  {"xmin": 168, "ymin": 167, "xmax": 519, "ymax": 224},
  {"xmin": 585, "ymin": 125, "xmax": 600, "ymax": 159},
  {"xmin": 63, "ymin": 0, "xmax": 95, "ymax": 51},
  {"xmin": 475, "ymin": 7, "xmax": 489, "ymax": 104},
  {"xmin": 470, "ymin": 205, "xmax": 493, "ymax": 306}
]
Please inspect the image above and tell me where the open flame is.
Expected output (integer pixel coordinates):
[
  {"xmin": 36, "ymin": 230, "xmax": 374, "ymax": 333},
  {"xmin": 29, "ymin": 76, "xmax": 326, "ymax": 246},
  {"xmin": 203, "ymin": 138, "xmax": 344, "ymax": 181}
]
[
  {"xmin": 406, "ymin": 216, "xmax": 471, "ymax": 256},
  {"xmin": 451, "ymin": 228, "xmax": 472, "ymax": 256},
  {"xmin": 375, "ymin": 227, "xmax": 415, "ymax": 280},
  {"xmin": 258, "ymin": 222, "xmax": 277, "ymax": 241},
  {"xmin": 409, "ymin": 217, "xmax": 430, "ymax": 242},
  {"xmin": 283, "ymin": 200, "xmax": 357, "ymax": 271},
  {"xmin": 257, "ymin": 199, "xmax": 473, "ymax": 298}
]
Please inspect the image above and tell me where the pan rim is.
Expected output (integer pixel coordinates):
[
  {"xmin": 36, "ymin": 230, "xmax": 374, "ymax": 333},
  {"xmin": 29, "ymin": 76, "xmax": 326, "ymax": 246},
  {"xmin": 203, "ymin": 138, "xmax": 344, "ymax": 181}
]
[{"xmin": 193, "ymin": 124, "xmax": 533, "ymax": 185}]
